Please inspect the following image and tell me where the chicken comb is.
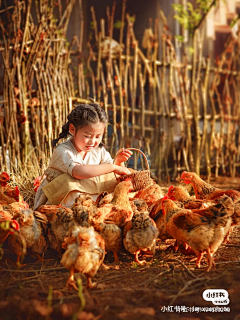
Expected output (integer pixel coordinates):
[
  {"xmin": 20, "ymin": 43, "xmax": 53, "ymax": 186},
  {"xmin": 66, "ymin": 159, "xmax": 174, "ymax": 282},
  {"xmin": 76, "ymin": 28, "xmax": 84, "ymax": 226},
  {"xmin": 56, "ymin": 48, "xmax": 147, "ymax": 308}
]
[
  {"xmin": 162, "ymin": 194, "xmax": 169, "ymax": 201},
  {"xmin": 168, "ymin": 186, "xmax": 175, "ymax": 194},
  {"xmin": 15, "ymin": 186, "xmax": 20, "ymax": 196},
  {"xmin": 0, "ymin": 172, "xmax": 10, "ymax": 186},
  {"xmin": 10, "ymin": 220, "xmax": 20, "ymax": 233},
  {"xmin": 161, "ymin": 195, "xmax": 169, "ymax": 215},
  {"xmin": 180, "ymin": 171, "xmax": 188, "ymax": 179},
  {"xmin": 1, "ymin": 172, "xmax": 10, "ymax": 180},
  {"xmin": 33, "ymin": 176, "xmax": 42, "ymax": 185}
]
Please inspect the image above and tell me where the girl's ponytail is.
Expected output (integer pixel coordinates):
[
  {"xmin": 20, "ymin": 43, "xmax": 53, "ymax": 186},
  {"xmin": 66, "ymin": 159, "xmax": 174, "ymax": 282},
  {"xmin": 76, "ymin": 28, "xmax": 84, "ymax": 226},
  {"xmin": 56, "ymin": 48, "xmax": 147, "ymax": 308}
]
[{"xmin": 52, "ymin": 121, "xmax": 71, "ymax": 147}]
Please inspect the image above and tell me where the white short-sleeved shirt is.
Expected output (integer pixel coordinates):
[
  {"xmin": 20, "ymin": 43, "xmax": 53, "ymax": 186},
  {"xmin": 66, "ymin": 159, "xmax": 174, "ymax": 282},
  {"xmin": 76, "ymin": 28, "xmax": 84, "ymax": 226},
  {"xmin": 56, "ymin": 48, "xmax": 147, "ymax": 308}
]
[{"xmin": 47, "ymin": 139, "xmax": 113, "ymax": 177}]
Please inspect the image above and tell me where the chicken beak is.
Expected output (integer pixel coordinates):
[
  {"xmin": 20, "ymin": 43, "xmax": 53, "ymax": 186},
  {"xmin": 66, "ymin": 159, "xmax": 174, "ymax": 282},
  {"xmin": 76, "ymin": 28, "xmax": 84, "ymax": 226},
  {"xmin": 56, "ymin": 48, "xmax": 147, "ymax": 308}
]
[
  {"xmin": 104, "ymin": 219, "xmax": 114, "ymax": 224},
  {"xmin": 9, "ymin": 228, "xmax": 20, "ymax": 235}
]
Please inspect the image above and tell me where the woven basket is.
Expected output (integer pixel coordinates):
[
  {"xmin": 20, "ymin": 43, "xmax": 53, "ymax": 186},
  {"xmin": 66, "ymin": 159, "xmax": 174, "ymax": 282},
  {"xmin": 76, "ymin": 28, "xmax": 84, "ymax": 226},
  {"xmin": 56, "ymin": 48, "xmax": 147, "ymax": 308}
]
[{"xmin": 114, "ymin": 148, "xmax": 152, "ymax": 192}]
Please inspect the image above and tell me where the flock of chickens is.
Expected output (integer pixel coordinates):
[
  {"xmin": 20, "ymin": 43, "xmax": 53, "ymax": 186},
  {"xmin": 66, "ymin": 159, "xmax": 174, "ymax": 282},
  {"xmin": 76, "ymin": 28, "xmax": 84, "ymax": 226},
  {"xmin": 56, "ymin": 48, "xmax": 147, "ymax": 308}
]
[{"xmin": 0, "ymin": 171, "xmax": 240, "ymax": 290}]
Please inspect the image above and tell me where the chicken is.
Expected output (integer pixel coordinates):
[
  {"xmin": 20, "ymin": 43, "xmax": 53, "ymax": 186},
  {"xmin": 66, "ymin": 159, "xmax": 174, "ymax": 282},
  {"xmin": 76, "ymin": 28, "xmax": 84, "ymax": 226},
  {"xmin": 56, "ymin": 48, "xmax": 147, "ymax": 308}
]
[
  {"xmin": 33, "ymin": 176, "xmax": 42, "ymax": 192},
  {"xmin": 95, "ymin": 191, "xmax": 113, "ymax": 207},
  {"xmin": 152, "ymin": 211, "xmax": 173, "ymax": 242},
  {"xmin": 0, "ymin": 184, "xmax": 29, "ymax": 212},
  {"xmin": 149, "ymin": 198, "xmax": 164, "ymax": 220},
  {"xmin": 70, "ymin": 193, "xmax": 98, "ymax": 227},
  {"xmin": 147, "ymin": 197, "xmax": 183, "ymax": 253},
  {"xmin": 2, "ymin": 185, "xmax": 20, "ymax": 201},
  {"xmin": 61, "ymin": 226, "xmax": 105, "ymax": 289},
  {"xmin": 91, "ymin": 221, "xmax": 122, "ymax": 264},
  {"xmin": 0, "ymin": 186, "xmax": 20, "ymax": 204},
  {"xmin": 181, "ymin": 171, "xmax": 240, "ymax": 238},
  {"xmin": 130, "ymin": 199, "xmax": 148, "ymax": 213},
  {"xmin": 168, "ymin": 185, "xmax": 215, "ymax": 209},
  {"xmin": 162, "ymin": 195, "xmax": 234, "ymax": 271},
  {"xmin": 38, "ymin": 205, "xmax": 76, "ymax": 255},
  {"xmin": 0, "ymin": 207, "xmax": 20, "ymax": 244},
  {"xmin": 0, "ymin": 172, "xmax": 10, "ymax": 186},
  {"xmin": 148, "ymin": 198, "xmax": 170, "ymax": 240},
  {"xmin": 91, "ymin": 179, "xmax": 133, "ymax": 227},
  {"xmin": 72, "ymin": 193, "xmax": 123, "ymax": 264},
  {"xmin": 72, "ymin": 193, "xmax": 95, "ymax": 210},
  {"xmin": 181, "ymin": 171, "xmax": 240, "ymax": 202},
  {"xmin": 8, "ymin": 209, "xmax": 48, "ymax": 264},
  {"xmin": 123, "ymin": 211, "xmax": 159, "ymax": 265},
  {"xmin": 1, "ymin": 202, "xmax": 29, "ymax": 219},
  {"xmin": 72, "ymin": 205, "xmax": 91, "ymax": 227},
  {"xmin": 69, "ymin": 180, "xmax": 135, "ymax": 264},
  {"xmin": 0, "ymin": 172, "xmax": 28, "ymax": 207},
  {"xmin": 133, "ymin": 183, "xmax": 164, "ymax": 207},
  {"xmin": 149, "ymin": 197, "xmax": 185, "ymax": 239},
  {"xmin": 38, "ymin": 204, "xmax": 73, "ymax": 220},
  {"xmin": 149, "ymin": 189, "xmax": 193, "ymax": 216}
]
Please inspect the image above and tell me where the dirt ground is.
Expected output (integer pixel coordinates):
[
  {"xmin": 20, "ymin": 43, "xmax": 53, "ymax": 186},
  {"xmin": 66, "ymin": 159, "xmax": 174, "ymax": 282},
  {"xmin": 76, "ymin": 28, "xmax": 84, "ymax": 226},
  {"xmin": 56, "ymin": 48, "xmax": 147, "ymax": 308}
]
[{"xmin": 1, "ymin": 176, "xmax": 240, "ymax": 320}]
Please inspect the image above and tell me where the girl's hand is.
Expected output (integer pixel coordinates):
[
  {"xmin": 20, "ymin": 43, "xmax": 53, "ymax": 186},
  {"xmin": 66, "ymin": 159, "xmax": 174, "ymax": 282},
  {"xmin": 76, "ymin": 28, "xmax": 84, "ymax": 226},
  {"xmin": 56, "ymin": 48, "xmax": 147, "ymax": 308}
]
[
  {"xmin": 113, "ymin": 164, "xmax": 131, "ymax": 175},
  {"xmin": 114, "ymin": 148, "xmax": 132, "ymax": 166}
]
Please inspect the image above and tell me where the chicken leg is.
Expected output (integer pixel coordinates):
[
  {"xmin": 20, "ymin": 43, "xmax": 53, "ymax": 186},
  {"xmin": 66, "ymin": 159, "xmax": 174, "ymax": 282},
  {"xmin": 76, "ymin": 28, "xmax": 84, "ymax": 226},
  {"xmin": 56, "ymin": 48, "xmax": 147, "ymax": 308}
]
[
  {"xmin": 206, "ymin": 248, "xmax": 215, "ymax": 272},
  {"xmin": 134, "ymin": 250, "xmax": 145, "ymax": 265},
  {"xmin": 223, "ymin": 227, "xmax": 233, "ymax": 244},
  {"xmin": 87, "ymin": 276, "xmax": 96, "ymax": 288},
  {"xmin": 101, "ymin": 252, "xmax": 120, "ymax": 269},
  {"xmin": 165, "ymin": 240, "xmax": 179, "ymax": 253},
  {"xmin": 32, "ymin": 253, "xmax": 54, "ymax": 263},
  {"xmin": 113, "ymin": 252, "xmax": 120, "ymax": 264},
  {"xmin": 195, "ymin": 252, "xmax": 204, "ymax": 269},
  {"xmin": 65, "ymin": 266, "xmax": 78, "ymax": 291}
]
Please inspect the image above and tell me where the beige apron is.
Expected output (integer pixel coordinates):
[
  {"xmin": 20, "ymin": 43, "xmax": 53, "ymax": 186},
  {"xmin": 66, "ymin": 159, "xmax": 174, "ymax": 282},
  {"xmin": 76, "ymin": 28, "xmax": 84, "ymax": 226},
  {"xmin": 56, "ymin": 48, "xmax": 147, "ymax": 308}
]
[{"xmin": 42, "ymin": 172, "xmax": 118, "ymax": 205}]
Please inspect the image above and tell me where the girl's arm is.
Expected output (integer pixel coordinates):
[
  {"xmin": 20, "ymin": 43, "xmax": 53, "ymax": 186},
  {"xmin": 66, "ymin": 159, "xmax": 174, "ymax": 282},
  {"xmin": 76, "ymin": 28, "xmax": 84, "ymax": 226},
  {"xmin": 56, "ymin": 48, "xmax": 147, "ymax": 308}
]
[{"xmin": 72, "ymin": 163, "xmax": 130, "ymax": 179}]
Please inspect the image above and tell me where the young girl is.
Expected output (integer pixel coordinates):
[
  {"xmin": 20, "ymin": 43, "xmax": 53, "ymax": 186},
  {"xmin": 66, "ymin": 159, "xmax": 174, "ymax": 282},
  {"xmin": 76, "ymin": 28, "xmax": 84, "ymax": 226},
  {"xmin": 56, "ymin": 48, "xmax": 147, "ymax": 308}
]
[{"xmin": 34, "ymin": 103, "xmax": 132, "ymax": 209}]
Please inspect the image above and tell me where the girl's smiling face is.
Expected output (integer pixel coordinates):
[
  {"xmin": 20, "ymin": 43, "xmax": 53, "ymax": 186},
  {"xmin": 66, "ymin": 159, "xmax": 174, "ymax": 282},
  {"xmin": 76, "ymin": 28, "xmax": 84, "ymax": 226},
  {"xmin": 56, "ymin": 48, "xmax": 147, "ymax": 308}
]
[{"xmin": 69, "ymin": 122, "xmax": 105, "ymax": 152}]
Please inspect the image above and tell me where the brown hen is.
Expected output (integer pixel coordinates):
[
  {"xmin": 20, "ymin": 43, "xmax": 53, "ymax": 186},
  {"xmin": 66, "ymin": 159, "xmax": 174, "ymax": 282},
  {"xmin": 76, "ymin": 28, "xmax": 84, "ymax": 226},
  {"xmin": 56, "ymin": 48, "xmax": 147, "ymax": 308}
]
[
  {"xmin": 71, "ymin": 193, "xmax": 95, "ymax": 210},
  {"xmin": 91, "ymin": 179, "xmax": 133, "ymax": 227},
  {"xmin": 133, "ymin": 183, "xmax": 164, "ymax": 207},
  {"xmin": 181, "ymin": 171, "xmax": 240, "ymax": 202},
  {"xmin": 162, "ymin": 195, "xmax": 234, "ymax": 271},
  {"xmin": 123, "ymin": 211, "xmax": 159, "ymax": 265},
  {"xmin": 91, "ymin": 221, "xmax": 122, "ymax": 264},
  {"xmin": 38, "ymin": 205, "xmax": 76, "ymax": 255},
  {"xmin": 0, "ymin": 207, "xmax": 20, "ymax": 245},
  {"xmin": 130, "ymin": 198, "xmax": 148, "ymax": 213},
  {"xmin": 181, "ymin": 171, "xmax": 240, "ymax": 238},
  {"xmin": 8, "ymin": 209, "xmax": 48, "ymax": 264},
  {"xmin": 0, "ymin": 172, "xmax": 10, "ymax": 186},
  {"xmin": 95, "ymin": 191, "xmax": 113, "ymax": 207},
  {"xmin": 168, "ymin": 185, "xmax": 216, "ymax": 209},
  {"xmin": 0, "ymin": 183, "xmax": 29, "ymax": 212},
  {"xmin": 61, "ymin": 226, "xmax": 105, "ymax": 289},
  {"xmin": 148, "ymin": 197, "xmax": 189, "ymax": 253}
]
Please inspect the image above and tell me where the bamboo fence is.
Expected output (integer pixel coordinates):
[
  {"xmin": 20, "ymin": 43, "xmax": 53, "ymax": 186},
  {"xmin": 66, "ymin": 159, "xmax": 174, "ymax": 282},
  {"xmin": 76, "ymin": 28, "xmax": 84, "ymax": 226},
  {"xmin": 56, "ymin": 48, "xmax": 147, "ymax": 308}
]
[{"xmin": 0, "ymin": 0, "xmax": 240, "ymax": 183}]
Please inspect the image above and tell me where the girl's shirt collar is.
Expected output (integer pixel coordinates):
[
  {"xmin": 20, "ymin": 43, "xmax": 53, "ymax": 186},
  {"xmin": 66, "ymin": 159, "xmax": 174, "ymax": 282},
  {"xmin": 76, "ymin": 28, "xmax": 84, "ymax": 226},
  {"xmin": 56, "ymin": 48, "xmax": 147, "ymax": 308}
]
[{"xmin": 69, "ymin": 139, "xmax": 94, "ymax": 162}]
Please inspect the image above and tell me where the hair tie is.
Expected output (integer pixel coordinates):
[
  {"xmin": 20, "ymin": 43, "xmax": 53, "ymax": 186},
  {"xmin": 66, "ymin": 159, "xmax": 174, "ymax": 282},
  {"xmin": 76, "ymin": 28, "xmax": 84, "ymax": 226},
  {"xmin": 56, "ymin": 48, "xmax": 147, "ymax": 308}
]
[{"xmin": 52, "ymin": 137, "xmax": 61, "ymax": 148}]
